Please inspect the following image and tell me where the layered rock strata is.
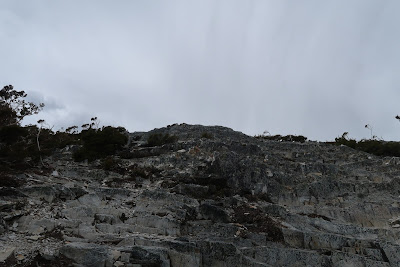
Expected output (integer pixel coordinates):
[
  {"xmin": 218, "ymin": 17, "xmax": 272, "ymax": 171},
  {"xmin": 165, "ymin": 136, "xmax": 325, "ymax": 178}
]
[{"xmin": 1, "ymin": 124, "xmax": 400, "ymax": 266}]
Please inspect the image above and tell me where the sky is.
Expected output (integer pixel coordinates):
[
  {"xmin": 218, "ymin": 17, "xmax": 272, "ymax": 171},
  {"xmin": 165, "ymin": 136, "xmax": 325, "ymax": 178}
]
[{"xmin": 1, "ymin": 1, "xmax": 399, "ymax": 141}]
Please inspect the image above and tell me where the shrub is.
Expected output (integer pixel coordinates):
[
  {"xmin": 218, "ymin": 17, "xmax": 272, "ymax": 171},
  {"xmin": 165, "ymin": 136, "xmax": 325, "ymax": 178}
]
[
  {"xmin": 129, "ymin": 164, "xmax": 160, "ymax": 179},
  {"xmin": 0, "ymin": 85, "xmax": 46, "ymax": 169},
  {"xmin": 146, "ymin": 133, "xmax": 177, "ymax": 147},
  {"xmin": 0, "ymin": 125, "xmax": 40, "ymax": 167},
  {"xmin": 333, "ymin": 132, "xmax": 400, "ymax": 157},
  {"xmin": 51, "ymin": 131, "xmax": 79, "ymax": 149},
  {"xmin": 0, "ymin": 125, "xmax": 28, "ymax": 144},
  {"xmin": 334, "ymin": 133, "xmax": 357, "ymax": 149},
  {"xmin": 73, "ymin": 126, "xmax": 128, "ymax": 162},
  {"xmin": 201, "ymin": 132, "xmax": 213, "ymax": 139},
  {"xmin": 0, "ymin": 85, "xmax": 44, "ymax": 127},
  {"xmin": 256, "ymin": 134, "xmax": 307, "ymax": 143},
  {"xmin": 357, "ymin": 140, "xmax": 400, "ymax": 157},
  {"xmin": 101, "ymin": 156, "xmax": 119, "ymax": 171}
]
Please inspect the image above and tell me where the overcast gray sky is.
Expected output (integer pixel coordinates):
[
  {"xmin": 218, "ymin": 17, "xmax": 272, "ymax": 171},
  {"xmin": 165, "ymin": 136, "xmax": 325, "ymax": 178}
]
[{"xmin": 1, "ymin": 1, "xmax": 399, "ymax": 141}]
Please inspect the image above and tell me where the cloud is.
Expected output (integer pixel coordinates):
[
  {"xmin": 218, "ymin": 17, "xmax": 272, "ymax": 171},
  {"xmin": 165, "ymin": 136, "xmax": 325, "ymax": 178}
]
[{"xmin": 0, "ymin": 1, "xmax": 399, "ymax": 140}]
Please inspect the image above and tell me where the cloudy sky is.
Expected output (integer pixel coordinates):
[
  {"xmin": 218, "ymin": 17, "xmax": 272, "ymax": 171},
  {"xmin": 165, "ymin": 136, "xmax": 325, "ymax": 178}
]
[{"xmin": 1, "ymin": 1, "xmax": 399, "ymax": 141}]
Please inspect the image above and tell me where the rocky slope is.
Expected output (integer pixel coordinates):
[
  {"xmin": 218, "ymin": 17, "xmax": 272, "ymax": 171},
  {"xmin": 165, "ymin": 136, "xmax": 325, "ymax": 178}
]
[{"xmin": 1, "ymin": 124, "xmax": 400, "ymax": 266}]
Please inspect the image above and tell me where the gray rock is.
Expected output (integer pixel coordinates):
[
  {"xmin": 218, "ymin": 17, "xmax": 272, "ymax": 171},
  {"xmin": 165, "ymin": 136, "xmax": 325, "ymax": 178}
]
[
  {"xmin": 60, "ymin": 242, "xmax": 112, "ymax": 267},
  {"xmin": 3, "ymin": 124, "xmax": 400, "ymax": 266},
  {"xmin": 119, "ymin": 246, "xmax": 170, "ymax": 266},
  {"xmin": 0, "ymin": 246, "xmax": 15, "ymax": 263},
  {"xmin": 199, "ymin": 202, "xmax": 230, "ymax": 223}
]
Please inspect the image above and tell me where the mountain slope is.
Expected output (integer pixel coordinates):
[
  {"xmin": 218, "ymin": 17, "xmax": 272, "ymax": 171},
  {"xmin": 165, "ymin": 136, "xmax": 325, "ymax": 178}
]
[{"xmin": 1, "ymin": 124, "xmax": 400, "ymax": 266}]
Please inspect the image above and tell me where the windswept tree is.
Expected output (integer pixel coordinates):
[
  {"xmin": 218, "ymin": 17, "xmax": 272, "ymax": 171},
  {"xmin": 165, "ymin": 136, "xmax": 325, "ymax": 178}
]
[
  {"xmin": 0, "ymin": 85, "xmax": 44, "ymax": 127},
  {"xmin": 0, "ymin": 85, "xmax": 45, "ymax": 168}
]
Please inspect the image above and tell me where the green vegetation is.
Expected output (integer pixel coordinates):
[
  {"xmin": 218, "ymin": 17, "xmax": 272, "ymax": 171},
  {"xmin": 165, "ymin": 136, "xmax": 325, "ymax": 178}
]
[
  {"xmin": 0, "ymin": 124, "xmax": 28, "ymax": 144},
  {"xmin": 3, "ymin": 83, "xmax": 400, "ymax": 173},
  {"xmin": 333, "ymin": 132, "xmax": 400, "ymax": 157},
  {"xmin": 0, "ymin": 85, "xmax": 44, "ymax": 127},
  {"xmin": 0, "ymin": 84, "xmax": 128, "ymax": 171},
  {"xmin": 0, "ymin": 122, "xmax": 81, "ymax": 170},
  {"xmin": 256, "ymin": 128, "xmax": 400, "ymax": 158},
  {"xmin": 256, "ymin": 134, "xmax": 307, "ymax": 143},
  {"xmin": 0, "ymin": 85, "xmax": 46, "ymax": 170},
  {"xmin": 72, "ymin": 126, "xmax": 128, "ymax": 162},
  {"xmin": 100, "ymin": 156, "xmax": 122, "ymax": 172},
  {"xmin": 146, "ymin": 133, "xmax": 177, "ymax": 147},
  {"xmin": 201, "ymin": 132, "xmax": 213, "ymax": 139}
]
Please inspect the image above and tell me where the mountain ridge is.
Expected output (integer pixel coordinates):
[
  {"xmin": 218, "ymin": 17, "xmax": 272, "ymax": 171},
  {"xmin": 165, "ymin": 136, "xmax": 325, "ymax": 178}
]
[{"xmin": 1, "ymin": 123, "xmax": 400, "ymax": 266}]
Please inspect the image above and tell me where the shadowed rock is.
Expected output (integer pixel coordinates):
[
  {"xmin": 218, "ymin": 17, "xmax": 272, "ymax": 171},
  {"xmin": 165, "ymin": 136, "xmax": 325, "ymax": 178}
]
[{"xmin": 0, "ymin": 124, "xmax": 399, "ymax": 266}]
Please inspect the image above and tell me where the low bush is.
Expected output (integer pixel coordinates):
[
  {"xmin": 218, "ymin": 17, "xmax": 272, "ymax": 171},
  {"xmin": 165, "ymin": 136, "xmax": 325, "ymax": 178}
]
[
  {"xmin": 73, "ymin": 126, "xmax": 128, "ymax": 162},
  {"xmin": 0, "ymin": 124, "xmax": 81, "ymax": 169},
  {"xmin": 357, "ymin": 140, "xmax": 400, "ymax": 157},
  {"xmin": 334, "ymin": 134, "xmax": 357, "ymax": 149},
  {"xmin": 256, "ymin": 134, "xmax": 307, "ymax": 143},
  {"xmin": 0, "ymin": 125, "xmax": 40, "ymax": 168},
  {"xmin": 333, "ymin": 132, "xmax": 400, "ymax": 157},
  {"xmin": 201, "ymin": 132, "xmax": 213, "ymax": 139},
  {"xmin": 100, "ymin": 156, "xmax": 124, "ymax": 172},
  {"xmin": 146, "ymin": 133, "xmax": 177, "ymax": 147},
  {"xmin": 0, "ymin": 125, "xmax": 28, "ymax": 144}
]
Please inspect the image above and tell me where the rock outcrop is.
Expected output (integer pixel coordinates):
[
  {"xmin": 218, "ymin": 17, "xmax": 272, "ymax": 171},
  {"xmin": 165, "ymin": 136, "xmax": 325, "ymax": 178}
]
[{"xmin": 1, "ymin": 124, "xmax": 400, "ymax": 266}]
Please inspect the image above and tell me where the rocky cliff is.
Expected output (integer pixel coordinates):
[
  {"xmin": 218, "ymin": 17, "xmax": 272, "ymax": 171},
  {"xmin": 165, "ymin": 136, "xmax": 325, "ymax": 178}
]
[{"xmin": 1, "ymin": 124, "xmax": 400, "ymax": 266}]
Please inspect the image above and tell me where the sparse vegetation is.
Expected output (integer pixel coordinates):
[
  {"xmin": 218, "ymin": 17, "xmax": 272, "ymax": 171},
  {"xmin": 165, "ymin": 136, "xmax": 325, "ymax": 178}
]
[
  {"xmin": 3, "ymin": 83, "xmax": 400, "ymax": 174},
  {"xmin": 233, "ymin": 204, "xmax": 284, "ymax": 242},
  {"xmin": 333, "ymin": 132, "xmax": 400, "ymax": 157},
  {"xmin": 72, "ymin": 126, "xmax": 128, "ymax": 162},
  {"xmin": 0, "ymin": 85, "xmax": 46, "ymax": 170},
  {"xmin": 0, "ymin": 84, "xmax": 129, "ymax": 170},
  {"xmin": 0, "ymin": 124, "xmax": 28, "ymax": 144},
  {"xmin": 129, "ymin": 164, "xmax": 160, "ymax": 179},
  {"xmin": 201, "ymin": 132, "xmax": 213, "ymax": 139},
  {"xmin": 146, "ymin": 133, "xmax": 177, "ymax": 147},
  {"xmin": 256, "ymin": 134, "xmax": 307, "ymax": 143},
  {"xmin": 0, "ymin": 85, "xmax": 44, "ymax": 127},
  {"xmin": 100, "ymin": 156, "xmax": 119, "ymax": 171},
  {"xmin": 333, "ymin": 132, "xmax": 357, "ymax": 149},
  {"xmin": 0, "ymin": 123, "xmax": 80, "ymax": 170}
]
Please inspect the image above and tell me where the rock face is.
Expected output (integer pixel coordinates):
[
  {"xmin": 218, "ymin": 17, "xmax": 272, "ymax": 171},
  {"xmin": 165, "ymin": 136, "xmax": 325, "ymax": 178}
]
[{"xmin": 1, "ymin": 123, "xmax": 400, "ymax": 266}]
